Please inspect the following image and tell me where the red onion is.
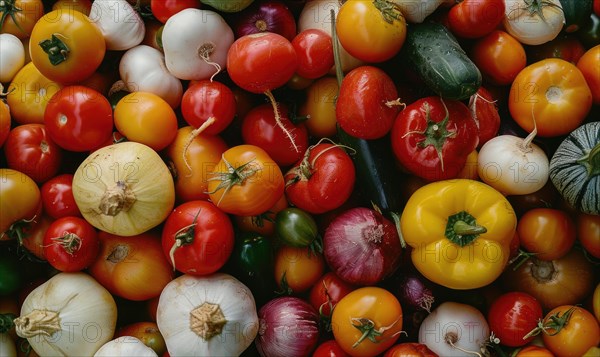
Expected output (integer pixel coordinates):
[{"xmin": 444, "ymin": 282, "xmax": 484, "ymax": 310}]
[
  {"xmin": 396, "ymin": 271, "xmax": 436, "ymax": 313},
  {"xmin": 323, "ymin": 207, "xmax": 403, "ymax": 286},
  {"xmin": 232, "ymin": 0, "xmax": 297, "ymax": 41},
  {"xmin": 255, "ymin": 296, "xmax": 320, "ymax": 357}
]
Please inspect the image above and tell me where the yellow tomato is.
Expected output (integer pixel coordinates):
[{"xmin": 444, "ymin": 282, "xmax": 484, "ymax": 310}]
[
  {"xmin": 6, "ymin": 62, "xmax": 63, "ymax": 124},
  {"xmin": 114, "ymin": 92, "xmax": 179, "ymax": 152},
  {"xmin": 0, "ymin": 0, "xmax": 44, "ymax": 39},
  {"xmin": 29, "ymin": 9, "xmax": 105, "ymax": 84},
  {"xmin": 0, "ymin": 168, "xmax": 41, "ymax": 240},
  {"xmin": 509, "ymin": 58, "xmax": 592, "ymax": 137},
  {"xmin": 51, "ymin": 0, "xmax": 92, "ymax": 15},
  {"xmin": 0, "ymin": 101, "xmax": 10, "ymax": 147},
  {"xmin": 299, "ymin": 76, "xmax": 339, "ymax": 138}
]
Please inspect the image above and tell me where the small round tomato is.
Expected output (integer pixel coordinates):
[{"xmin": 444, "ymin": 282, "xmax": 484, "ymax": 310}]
[
  {"xmin": 332, "ymin": 287, "xmax": 403, "ymax": 357},
  {"xmin": 44, "ymin": 85, "xmax": 114, "ymax": 152},
  {"xmin": 29, "ymin": 9, "xmax": 106, "ymax": 84},
  {"xmin": 487, "ymin": 292, "xmax": 543, "ymax": 347},
  {"xmin": 115, "ymin": 322, "xmax": 167, "ymax": 356},
  {"xmin": 471, "ymin": 30, "xmax": 527, "ymax": 85},
  {"xmin": 207, "ymin": 144, "xmax": 285, "ymax": 216},
  {"xmin": 40, "ymin": 174, "xmax": 81, "ymax": 219},
  {"xmin": 275, "ymin": 207, "xmax": 319, "ymax": 248},
  {"xmin": 313, "ymin": 340, "xmax": 350, "ymax": 357},
  {"xmin": 298, "ymin": 76, "xmax": 339, "ymax": 138},
  {"xmin": 180, "ymin": 79, "xmax": 237, "ymax": 136},
  {"xmin": 114, "ymin": 92, "xmax": 178, "ymax": 151},
  {"xmin": 88, "ymin": 231, "xmax": 174, "ymax": 301},
  {"xmin": 515, "ymin": 345, "xmax": 554, "ymax": 357},
  {"xmin": 539, "ymin": 305, "xmax": 600, "ymax": 357},
  {"xmin": 383, "ymin": 343, "xmax": 437, "ymax": 357},
  {"xmin": 151, "ymin": 0, "xmax": 200, "ymax": 23},
  {"xmin": 309, "ymin": 271, "xmax": 356, "ymax": 318},
  {"xmin": 241, "ymin": 102, "xmax": 309, "ymax": 167},
  {"xmin": 4, "ymin": 124, "xmax": 63, "ymax": 183},
  {"xmin": 161, "ymin": 200, "xmax": 235, "ymax": 276},
  {"xmin": 0, "ymin": 101, "xmax": 10, "ymax": 147},
  {"xmin": 336, "ymin": 0, "xmax": 406, "ymax": 63},
  {"xmin": 0, "ymin": 168, "xmax": 41, "ymax": 240},
  {"xmin": 43, "ymin": 216, "xmax": 99, "ymax": 272},
  {"xmin": 447, "ymin": 0, "xmax": 505, "ymax": 39},
  {"xmin": 274, "ymin": 245, "xmax": 325, "ymax": 294},
  {"xmin": 517, "ymin": 208, "xmax": 576, "ymax": 261},
  {"xmin": 509, "ymin": 58, "xmax": 593, "ymax": 137},
  {"xmin": 52, "ymin": 0, "xmax": 93, "ymax": 15},
  {"xmin": 577, "ymin": 212, "xmax": 600, "ymax": 259},
  {"xmin": 0, "ymin": 0, "xmax": 44, "ymax": 39},
  {"xmin": 292, "ymin": 28, "xmax": 334, "ymax": 79},
  {"xmin": 577, "ymin": 44, "xmax": 600, "ymax": 105}
]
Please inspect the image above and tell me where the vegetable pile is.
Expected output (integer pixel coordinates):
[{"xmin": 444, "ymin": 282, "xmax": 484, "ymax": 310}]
[{"xmin": 1, "ymin": 0, "xmax": 599, "ymax": 356}]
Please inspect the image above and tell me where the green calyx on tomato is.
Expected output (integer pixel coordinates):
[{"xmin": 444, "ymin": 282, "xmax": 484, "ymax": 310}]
[
  {"xmin": 523, "ymin": 306, "xmax": 576, "ymax": 339},
  {"xmin": 524, "ymin": 0, "xmax": 563, "ymax": 19},
  {"xmin": 38, "ymin": 34, "xmax": 70, "ymax": 65},
  {"xmin": 577, "ymin": 141, "xmax": 600, "ymax": 177},
  {"xmin": 351, "ymin": 317, "xmax": 388, "ymax": 349},
  {"xmin": 373, "ymin": 0, "xmax": 404, "ymax": 24},
  {"xmin": 445, "ymin": 211, "xmax": 488, "ymax": 247},
  {"xmin": 0, "ymin": 0, "xmax": 23, "ymax": 32},
  {"xmin": 207, "ymin": 156, "xmax": 259, "ymax": 206}
]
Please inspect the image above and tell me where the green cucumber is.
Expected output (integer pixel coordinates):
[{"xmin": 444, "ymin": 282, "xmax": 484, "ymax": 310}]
[{"xmin": 399, "ymin": 21, "xmax": 481, "ymax": 101}]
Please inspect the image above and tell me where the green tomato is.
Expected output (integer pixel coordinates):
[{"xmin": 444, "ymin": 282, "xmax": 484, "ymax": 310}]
[
  {"xmin": 275, "ymin": 207, "xmax": 319, "ymax": 248},
  {"xmin": 200, "ymin": 0, "xmax": 254, "ymax": 12}
]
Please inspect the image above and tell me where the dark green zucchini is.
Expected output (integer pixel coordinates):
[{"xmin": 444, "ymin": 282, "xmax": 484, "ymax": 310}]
[
  {"xmin": 399, "ymin": 21, "xmax": 481, "ymax": 101},
  {"xmin": 559, "ymin": 0, "xmax": 593, "ymax": 33}
]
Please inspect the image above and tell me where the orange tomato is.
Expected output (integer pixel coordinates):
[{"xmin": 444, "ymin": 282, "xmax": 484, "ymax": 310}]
[
  {"xmin": 471, "ymin": 30, "xmax": 527, "ymax": 86},
  {"xmin": 517, "ymin": 208, "xmax": 576, "ymax": 261},
  {"xmin": 0, "ymin": 168, "xmax": 41, "ymax": 240},
  {"xmin": 299, "ymin": 76, "xmax": 339, "ymax": 138},
  {"xmin": 114, "ymin": 92, "xmax": 178, "ymax": 151},
  {"xmin": 51, "ymin": 0, "xmax": 92, "ymax": 15},
  {"xmin": 6, "ymin": 62, "xmax": 63, "ymax": 124},
  {"xmin": 577, "ymin": 212, "xmax": 600, "ymax": 259},
  {"xmin": 115, "ymin": 322, "xmax": 167, "ymax": 356},
  {"xmin": 515, "ymin": 345, "xmax": 554, "ymax": 357},
  {"xmin": 274, "ymin": 245, "xmax": 325, "ymax": 294},
  {"xmin": 508, "ymin": 58, "xmax": 592, "ymax": 137},
  {"xmin": 0, "ymin": 0, "xmax": 44, "ymax": 39},
  {"xmin": 0, "ymin": 101, "xmax": 10, "ymax": 147},
  {"xmin": 29, "ymin": 9, "xmax": 105, "ymax": 84},
  {"xmin": 577, "ymin": 45, "xmax": 600, "ymax": 105},
  {"xmin": 234, "ymin": 192, "xmax": 289, "ymax": 237},
  {"xmin": 165, "ymin": 126, "xmax": 228, "ymax": 203},
  {"xmin": 541, "ymin": 305, "xmax": 600, "ymax": 357}
]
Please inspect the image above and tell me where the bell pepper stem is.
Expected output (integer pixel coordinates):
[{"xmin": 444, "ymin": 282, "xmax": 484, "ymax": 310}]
[{"xmin": 453, "ymin": 220, "xmax": 487, "ymax": 236}]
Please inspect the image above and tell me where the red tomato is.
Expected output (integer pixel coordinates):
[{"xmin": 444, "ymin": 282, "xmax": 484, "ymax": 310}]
[
  {"xmin": 469, "ymin": 86, "xmax": 501, "ymax": 148},
  {"xmin": 161, "ymin": 200, "xmax": 235, "ymax": 276},
  {"xmin": 527, "ymin": 34, "xmax": 586, "ymax": 64},
  {"xmin": 595, "ymin": 0, "xmax": 600, "ymax": 16},
  {"xmin": 88, "ymin": 231, "xmax": 174, "ymax": 301},
  {"xmin": 487, "ymin": 292, "xmax": 543, "ymax": 347},
  {"xmin": 226, "ymin": 32, "xmax": 297, "ymax": 94},
  {"xmin": 151, "ymin": 0, "xmax": 200, "ymax": 23},
  {"xmin": 291, "ymin": 29, "xmax": 334, "ymax": 79},
  {"xmin": 4, "ymin": 124, "xmax": 63, "ymax": 183},
  {"xmin": 285, "ymin": 143, "xmax": 356, "ymax": 214},
  {"xmin": 43, "ymin": 216, "xmax": 99, "ymax": 272},
  {"xmin": 44, "ymin": 85, "xmax": 114, "ymax": 152},
  {"xmin": 40, "ymin": 174, "xmax": 81, "ymax": 219},
  {"xmin": 336, "ymin": 66, "xmax": 401, "ymax": 139},
  {"xmin": 517, "ymin": 208, "xmax": 576, "ymax": 261},
  {"xmin": 448, "ymin": 0, "xmax": 505, "ymax": 39},
  {"xmin": 383, "ymin": 343, "xmax": 437, "ymax": 357},
  {"xmin": 577, "ymin": 213, "xmax": 600, "ymax": 259},
  {"xmin": 309, "ymin": 271, "xmax": 357, "ymax": 318},
  {"xmin": 241, "ymin": 102, "xmax": 309, "ymax": 167},
  {"xmin": 313, "ymin": 340, "xmax": 350, "ymax": 357},
  {"xmin": 180, "ymin": 79, "xmax": 237, "ymax": 135},
  {"xmin": 470, "ymin": 30, "xmax": 527, "ymax": 85}
]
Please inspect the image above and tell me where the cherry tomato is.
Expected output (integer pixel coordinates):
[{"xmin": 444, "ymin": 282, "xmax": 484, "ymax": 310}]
[
  {"xmin": 471, "ymin": 30, "xmax": 527, "ymax": 86},
  {"xmin": 234, "ymin": 192, "xmax": 288, "ymax": 237},
  {"xmin": 313, "ymin": 340, "xmax": 350, "ymax": 357},
  {"xmin": 151, "ymin": 0, "xmax": 200, "ymax": 23},
  {"xmin": 44, "ymin": 85, "xmax": 114, "ymax": 152},
  {"xmin": 577, "ymin": 212, "xmax": 600, "ymax": 259},
  {"xmin": 88, "ymin": 231, "xmax": 174, "ymax": 301},
  {"xmin": 309, "ymin": 271, "xmax": 356, "ymax": 318},
  {"xmin": 540, "ymin": 305, "xmax": 600, "ymax": 357},
  {"xmin": 241, "ymin": 102, "xmax": 309, "ymax": 167},
  {"xmin": 517, "ymin": 208, "xmax": 576, "ymax": 261},
  {"xmin": 336, "ymin": 0, "xmax": 406, "ymax": 63},
  {"xmin": 448, "ymin": 0, "xmax": 505, "ymax": 39},
  {"xmin": 383, "ymin": 343, "xmax": 437, "ymax": 357},
  {"xmin": 29, "ymin": 9, "xmax": 106, "ymax": 84},
  {"xmin": 336, "ymin": 66, "xmax": 401, "ymax": 139},
  {"xmin": 4, "ymin": 124, "xmax": 63, "ymax": 183},
  {"xmin": 114, "ymin": 92, "xmax": 178, "ymax": 151},
  {"xmin": 332, "ymin": 287, "xmax": 403, "ymax": 357},
  {"xmin": 40, "ymin": 174, "xmax": 81, "ymax": 219},
  {"xmin": 274, "ymin": 245, "xmax": 325, "ymax": 294},
  {"xmin": 487, "ymin": 292, "xmax": 543, "ymax": 347},
  {"xmin": 181, "ymin": 79, "xmax": 236, "ymax": 135},
  {"xmin": 207, "ymin": 144, "xmax": 285, "ymax": 216},
  {"xmin": 161, "ymin": 200, "xmax": 235, "ymax": 276},
  {"xmin": 0, "ymin": 101, "xmax": 10, "ymax": 147},
  {"xmin": 227, "ymin": 32, "xmax": 297, "ymax": 94},
  {"xmin": 43, "ymin": 216, "xmax": 99, "ymax": 272},
  {"xmin": 0, "ymin": 168, "xmax": 41, "ymax": 240},
  {"xmin": 0, "ymin": 0, "xmax": 44, "ymax": 39},
  {"xmin": 115, "ymin": 322, "xmax": 167, "ymax": 356},
  {"xmin": 292, "ymin": 28, "xmax": 334, "ymax": 79},
  {"xmin": 298, "ymin": 76, "xmax": 339, "ymax": 138},
  {"xmin": 577, "ymin": 44, "xmax": 600, "ymax": 105}
]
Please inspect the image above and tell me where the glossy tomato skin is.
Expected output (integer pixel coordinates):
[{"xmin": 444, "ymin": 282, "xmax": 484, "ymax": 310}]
[
  {"xmin": 151, "ymin": 0, "xmax": 200, "ymax": 23},
  {"xmin": 471, "ymin": 30, "xmax": 527, "ymax": 85},
  {"xmin": 40, "ymin": 174, "xmax": 81, "ymax": 219},
  {"xmin": 515, "ymin": 345, "xmax": 554, "ymax": 357},
  {"xmin": 517, "ymin": 208, "xmax": 576, "ymax": 261},
  {"xmin": 180, "ymin": 80, "xmax": 237, "ymax": 135},
  {"xmin": 227, "ymin": 32, "xmax": 298, "ymax": 93},
  {"xmin": 0, "ymin": 168, "xmax": 42, "ymax": 239},
  {"xmin": 161, "ymin": 200, "xmax": 235, "ymax": 276},
  {"xmin": 309, "ymin": 271, "xmax": 357, "ymax": 317},
  {"xmin": 391, "ymin": 97, "xmax": 479, "ymax": 181},
  {"xmin": 4, "ymin": 124, "xmax": 63, "ymax": 183},
  {"xmin": 336, "ymin": 66, "xmax": 401, "ymax": 139},
  {"xmin": 234, "ymin": 192, "xmax": 288, "ymax": 237},
  {"xmin": 241, "ymin": 103, "xmax": 309, "ymax": 167},
  {"xmin": 383, "ymin": 343, "xmax": 438, "ymax": 357},
  {"xmin": 541, "ymin": 305, "xmax": 600, "ymax": 357},
  {"xmin": 470, "ymin": 86, "xmax": 501, "ymax": 148},
  {"xmin": 292, "ymin": 29, "xmax": 334, "ymax": 79},
  {"xmin": 448, "ymin": 0, "xmax": 505, "ymax": 39},
  {"xmin": 0, "ymin": 102, "xmax": 10, "ymax": 147},
  {"xmin": 43, "ymin": 216, "xmax": 99, "ymax": 272},
  {"xmin": 44, "ymin": 85, "xmax": 114, "ymax": 152},
  {"xmin": 577, "ymin": 44, "xmax": 600, "ymax": 105},
  {"xmin": 487, "ymin": 292, "xmax": 543, "ymax": 347},
  {"xmin": 332, "ymin": 287, "xmax": 403, "ymax": 357},
  {"xmin": 313, "ymin": 340, "xmax": 350, "ymax": 357},
  {"xmin": 0, "ymin": 0, "xmax": 44, "ymax": 39},
  {"xmin": 577, "ymin": 213, "xmax": 600, "ymax": 259},
  {"xmin": 274, "ymin": 245, "xmax": 325, "ymax": 294}
]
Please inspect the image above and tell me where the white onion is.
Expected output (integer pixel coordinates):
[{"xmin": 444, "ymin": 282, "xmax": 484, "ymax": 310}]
[
  {"xmin": 0, "ymin": 33, "xmax": 25, "ymax": 83},
  {"xmin": 94, "ymin": 336, "xmax": 157, "ymax": 357},
  {"xmin": 89, "ymin": 0, "xmax": 145, "ymax": 51}
]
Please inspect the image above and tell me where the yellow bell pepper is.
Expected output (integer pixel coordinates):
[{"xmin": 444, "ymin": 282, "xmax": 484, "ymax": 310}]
[{"xmin": 400, "ymin": 179, "xmax": 517, "ymax": 290}]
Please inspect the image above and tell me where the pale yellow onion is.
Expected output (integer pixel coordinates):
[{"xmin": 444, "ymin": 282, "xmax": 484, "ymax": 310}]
[
  {"xmin": 0, "ymin": 333, "xmax": 16, "ymax": 357},
  {"xmin": 390, "ymin": 0, "xmax": 451, "ymax": 23},
  {"xmin": 14, "ymin": 272, "xmax": 117, "ymax": 357},
  {"xmin": 503, "ymin": 0, "xmax": 565, "ymax": 45},
  {"xmin": 157, "ymin": 273, "xmax": 259, "ymax": 356},
  {"xmin": 72, "ymin": 141, "xmax": 175, "ymax": 236},
  {"xmin": 94, "ymin": 336, "xmax": 157, "ymax": 357}
]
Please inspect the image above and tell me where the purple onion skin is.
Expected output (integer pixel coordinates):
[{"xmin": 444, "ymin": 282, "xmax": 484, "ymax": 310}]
[
  {"xmin": 323, "ymin": 207, "xmax": 403, "ymax": 286},
  {"xmin": 233, "ymin": 1, "xmax": 297, "ymax": 41},
  {"xmin": 396, "ymin": 272, "xmax": 436, "ymax": 313},
  {"xmin": 255, "ymin": 296, "xmax": 320, "ymax": 357}
]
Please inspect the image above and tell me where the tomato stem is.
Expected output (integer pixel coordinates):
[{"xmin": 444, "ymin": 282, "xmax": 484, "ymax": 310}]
[
  {"xmin": 350, "ymin": 316, "xmax": 401, "ymax": 349},
  {"xmin": 39, "ymin": 34, "xmax": 70, "ymax": 66},
  {"xmin": 206, "ymin": 155, "xmax": 261, "ymax": 207},
  {"xmin": 523, "ymin": 306, "xmax": 577, "ymax": 340},
  {"xmin": 508, "ymin": 249, "xmax": 537, "ymax": 271},
  {"xmin": 168, "ymin": 209, "xmax": 201, "ymax": 271},
  {"xmin": 0, "ymin": 0, "xmax": 25, "ymax": 34},
  {"xmin": 373, "ymin": 0, "xmax": 405, "ymax": 24},
  {"xmin": 49, "ymin": 232, "xmax": 82, "ymax": 255}
]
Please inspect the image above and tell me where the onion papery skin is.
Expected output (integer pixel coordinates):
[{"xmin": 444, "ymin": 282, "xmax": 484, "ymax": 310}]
[{"xmin": 323, "ymin": 207, "xmax": 403, "ymax": 286}]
